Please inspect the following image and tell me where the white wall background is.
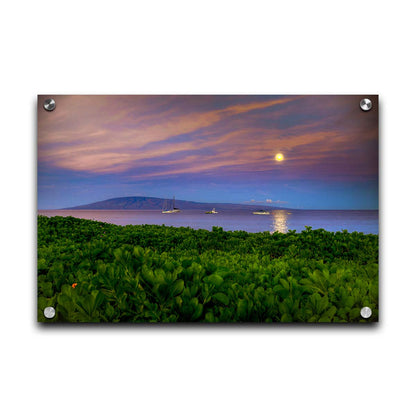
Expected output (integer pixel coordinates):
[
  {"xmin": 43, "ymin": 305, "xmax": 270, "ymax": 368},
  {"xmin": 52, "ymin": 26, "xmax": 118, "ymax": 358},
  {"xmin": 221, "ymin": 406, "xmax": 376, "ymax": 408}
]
[{"xmin": 1, "ymin": 1, "xmax": 414, "ymax": 415}]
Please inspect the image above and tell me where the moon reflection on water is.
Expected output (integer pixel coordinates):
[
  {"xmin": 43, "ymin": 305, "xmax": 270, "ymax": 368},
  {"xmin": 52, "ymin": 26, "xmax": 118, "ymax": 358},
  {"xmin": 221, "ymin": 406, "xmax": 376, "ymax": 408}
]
[{"xmin": 271, "ymin": 210, "xmax": 290, "ymax": 233}]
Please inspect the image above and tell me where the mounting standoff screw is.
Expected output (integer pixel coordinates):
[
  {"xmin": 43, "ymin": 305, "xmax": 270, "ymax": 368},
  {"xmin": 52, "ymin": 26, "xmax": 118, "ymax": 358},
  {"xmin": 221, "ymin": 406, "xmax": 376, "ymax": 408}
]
[
  {"xmin": 359, "ymin": 98, "xmax": 372, "ymax": 112},
  {"xmin": 43, "ymin": 98, "xmax": 56, "ymax": 112},
  {"xmin": 360, "ymin": 306, "xmax": 372, "ymax": 319},
  {"xmin": 44, "ymin": 306, "xmax": 56, "ymax": 319}
]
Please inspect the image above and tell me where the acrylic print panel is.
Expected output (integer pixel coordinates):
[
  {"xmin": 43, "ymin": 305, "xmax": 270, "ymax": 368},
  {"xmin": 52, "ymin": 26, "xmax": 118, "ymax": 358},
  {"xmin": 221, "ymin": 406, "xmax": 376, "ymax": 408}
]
[{"xmin": 37, "ymin": 95, "xmax": 379, "ymax": 323}]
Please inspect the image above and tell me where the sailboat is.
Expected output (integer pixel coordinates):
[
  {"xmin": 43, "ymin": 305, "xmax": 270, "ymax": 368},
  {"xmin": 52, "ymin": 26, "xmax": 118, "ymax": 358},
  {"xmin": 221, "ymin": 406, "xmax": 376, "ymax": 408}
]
[
  {"xmin": 252, "ymin": 209, "xmax": 270, "ymax": 215},
  {"xmin": 205, "ymin": 208, "xmax": 218, "ymax": 214},
  {"xmin": 162, "ymin": 196, "xmax": 181, "ymax": 213}
]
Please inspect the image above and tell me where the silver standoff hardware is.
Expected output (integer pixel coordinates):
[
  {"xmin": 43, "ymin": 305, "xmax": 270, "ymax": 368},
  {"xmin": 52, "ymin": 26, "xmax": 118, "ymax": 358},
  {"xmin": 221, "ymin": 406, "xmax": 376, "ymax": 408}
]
[
  {"xmin": 44, "ymin": 306, "xmax": 56, "ymax": 319},
  {"xmin": 360, "ymin": 306, "xmax": 372, "ymax": 319},
  {"xmin": 43, "ymin": 98, "xmax": 56, "ymax": 111},
  {"xmin": 359, "ymin": 98, "xmax": 372, "ymax": 112}
]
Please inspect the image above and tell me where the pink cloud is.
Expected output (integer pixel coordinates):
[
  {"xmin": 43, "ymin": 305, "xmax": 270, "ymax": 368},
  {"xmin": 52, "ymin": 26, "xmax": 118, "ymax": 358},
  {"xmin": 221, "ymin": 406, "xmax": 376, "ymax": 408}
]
[{"xmin": 38, "ymin": 95, "xmax": 378, "ymax": 181}]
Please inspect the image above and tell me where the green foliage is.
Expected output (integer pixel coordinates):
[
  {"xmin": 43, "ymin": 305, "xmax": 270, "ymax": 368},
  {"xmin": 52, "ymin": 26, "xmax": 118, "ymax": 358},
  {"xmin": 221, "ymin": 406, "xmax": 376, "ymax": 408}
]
[{"xmin": 38, "ymin": 215, "xmax": 379, "ymax": 323}]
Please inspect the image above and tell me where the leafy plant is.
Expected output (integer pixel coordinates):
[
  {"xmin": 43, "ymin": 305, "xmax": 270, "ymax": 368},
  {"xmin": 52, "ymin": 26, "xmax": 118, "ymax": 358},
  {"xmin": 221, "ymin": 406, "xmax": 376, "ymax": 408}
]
[{"xmin": 38, "ymin": 216, "xmax": 379, "ymax": 323}]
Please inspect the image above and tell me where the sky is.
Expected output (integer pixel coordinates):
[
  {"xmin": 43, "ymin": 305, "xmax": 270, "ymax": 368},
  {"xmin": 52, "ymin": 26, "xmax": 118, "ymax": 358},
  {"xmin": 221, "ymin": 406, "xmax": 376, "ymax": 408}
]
[{"xmin": 38, "ymin": 95, "xmax": 378, "ymax": 210}]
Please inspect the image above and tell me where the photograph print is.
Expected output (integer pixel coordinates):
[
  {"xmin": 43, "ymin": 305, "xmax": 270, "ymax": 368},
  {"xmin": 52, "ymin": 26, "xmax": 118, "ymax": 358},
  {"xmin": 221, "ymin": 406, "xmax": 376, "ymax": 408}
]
[{"xmin": 38, "ymin": 95, "xmax": 378, "ymax": 323}]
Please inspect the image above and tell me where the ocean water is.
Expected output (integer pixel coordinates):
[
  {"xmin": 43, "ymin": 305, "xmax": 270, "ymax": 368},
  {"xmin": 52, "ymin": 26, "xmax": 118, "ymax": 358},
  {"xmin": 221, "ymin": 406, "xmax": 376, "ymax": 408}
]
[{"xmin": 38, "ymin": 209, "xmax": 379, "ymax": 234}]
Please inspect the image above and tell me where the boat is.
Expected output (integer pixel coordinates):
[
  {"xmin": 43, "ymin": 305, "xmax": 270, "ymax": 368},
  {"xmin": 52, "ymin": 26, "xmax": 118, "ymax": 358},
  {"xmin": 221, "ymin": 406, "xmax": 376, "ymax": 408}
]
[
  {"xmin": 252, "ymin": 209, "xmax": 270, "ymax": 215},
  {"xmin": 162, "ymin": 196, "xmax": 181, "ymax": 213},
  {"xmin": 205, "ymin": 208, "xmax": 218, "ymax": 214}
]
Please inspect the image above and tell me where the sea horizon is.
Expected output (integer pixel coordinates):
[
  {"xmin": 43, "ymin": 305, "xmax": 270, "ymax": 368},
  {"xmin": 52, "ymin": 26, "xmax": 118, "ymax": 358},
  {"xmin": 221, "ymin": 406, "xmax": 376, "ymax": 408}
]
[
  {"xmin": 39, "ymin": 207, "xmax": 379, "ymax": 212},
  {"xmin": 38, "ymin": 208, "xmax": 379, "ymax": 235}
]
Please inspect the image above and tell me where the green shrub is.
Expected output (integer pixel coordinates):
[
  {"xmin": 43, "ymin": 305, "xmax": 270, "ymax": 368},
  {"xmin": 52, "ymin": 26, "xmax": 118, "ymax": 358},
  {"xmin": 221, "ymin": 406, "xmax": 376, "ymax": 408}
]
[{"xmin": 38, "ymin": 216, "xmax": 378, "ymax": 323}]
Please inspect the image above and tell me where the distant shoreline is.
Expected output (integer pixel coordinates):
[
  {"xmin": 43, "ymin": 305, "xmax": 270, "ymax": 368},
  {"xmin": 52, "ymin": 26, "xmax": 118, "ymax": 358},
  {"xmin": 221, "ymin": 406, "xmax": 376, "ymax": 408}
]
[
  {"xmin": 55, "ymin": 195, "xmax": 377, "ymax": 212},
  {"xmin": 38, "ymin": 208, "xmax": 379, "ymax": 212}
]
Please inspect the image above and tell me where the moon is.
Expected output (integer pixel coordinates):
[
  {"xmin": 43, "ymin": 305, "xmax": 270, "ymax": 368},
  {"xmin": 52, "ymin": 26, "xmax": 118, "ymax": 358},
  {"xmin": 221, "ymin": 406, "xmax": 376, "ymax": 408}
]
[{"xmin": 275, "ymin": 153, "xmax": 284, "ymax": 162}]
